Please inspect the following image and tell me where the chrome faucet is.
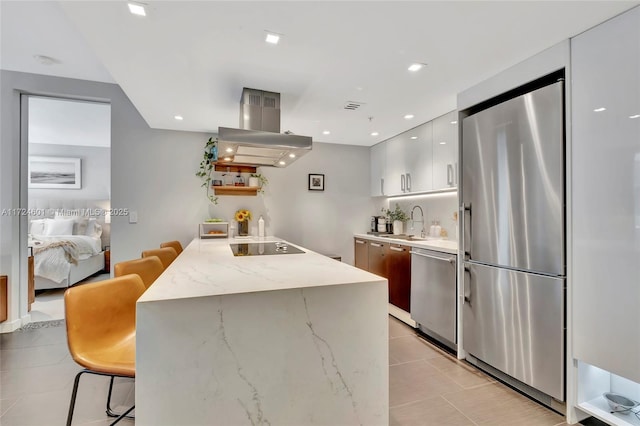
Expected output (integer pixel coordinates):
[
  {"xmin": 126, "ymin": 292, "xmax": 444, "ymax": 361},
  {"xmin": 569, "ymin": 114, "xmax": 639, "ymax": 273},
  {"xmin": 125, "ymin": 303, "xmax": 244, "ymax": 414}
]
[{"xmin": 410, "ymin": 205, "xmax": 426, "ymax": 238}]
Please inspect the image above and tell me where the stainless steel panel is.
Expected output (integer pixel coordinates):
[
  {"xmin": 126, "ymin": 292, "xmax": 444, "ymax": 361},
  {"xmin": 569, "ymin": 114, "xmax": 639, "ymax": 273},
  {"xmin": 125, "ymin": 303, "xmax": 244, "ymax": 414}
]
[
  {"xmin": 462, "ymin": 262, "xmax": 565, "ymax": 400},
  {"xmin": 410, "ymin": 249, "xmax": 457, "ymax": 345},
  {"xmin": 461, "ymin": 81, "xmax": 565, "ymax": 276}
]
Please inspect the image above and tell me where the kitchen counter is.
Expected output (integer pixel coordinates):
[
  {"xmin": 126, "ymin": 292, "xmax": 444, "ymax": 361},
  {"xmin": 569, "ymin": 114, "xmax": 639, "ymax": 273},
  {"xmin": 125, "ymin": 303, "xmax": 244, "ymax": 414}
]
[
  {"xmin": 354, "ymin": 233, "xmax": 458, "ymax": 254},
  {"xmin": 136, "ymin": 237, "xmax": 388, "ymax": 425}
]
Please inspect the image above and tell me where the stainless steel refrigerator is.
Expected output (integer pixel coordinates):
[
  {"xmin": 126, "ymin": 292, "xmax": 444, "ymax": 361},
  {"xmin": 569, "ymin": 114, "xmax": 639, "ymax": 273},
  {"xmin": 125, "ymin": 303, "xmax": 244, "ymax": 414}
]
[{"xmin": 461, "ymin": 79, "xmax": 565, "ymax": 402}]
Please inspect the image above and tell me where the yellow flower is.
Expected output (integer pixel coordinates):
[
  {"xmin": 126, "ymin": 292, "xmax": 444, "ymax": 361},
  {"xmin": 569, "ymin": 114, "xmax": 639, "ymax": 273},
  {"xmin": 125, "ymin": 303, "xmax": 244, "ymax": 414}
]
[{"xmin": 235, "ymin": 209, "xmax": 252, "ymax": 222}]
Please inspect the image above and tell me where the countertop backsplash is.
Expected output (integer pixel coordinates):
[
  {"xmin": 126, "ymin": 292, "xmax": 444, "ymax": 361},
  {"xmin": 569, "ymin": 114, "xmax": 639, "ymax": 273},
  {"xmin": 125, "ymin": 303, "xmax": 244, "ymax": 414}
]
[{"xmin": 383, "ymin": 192, "xmax": 458, "ymax": 241}]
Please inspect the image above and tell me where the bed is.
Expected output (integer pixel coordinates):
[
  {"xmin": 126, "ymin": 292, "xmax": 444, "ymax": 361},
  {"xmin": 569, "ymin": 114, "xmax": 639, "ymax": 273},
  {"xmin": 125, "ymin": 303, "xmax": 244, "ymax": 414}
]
[{"xmin": 28, "ymin": 200, "xmax": 109, "ymax": 290}]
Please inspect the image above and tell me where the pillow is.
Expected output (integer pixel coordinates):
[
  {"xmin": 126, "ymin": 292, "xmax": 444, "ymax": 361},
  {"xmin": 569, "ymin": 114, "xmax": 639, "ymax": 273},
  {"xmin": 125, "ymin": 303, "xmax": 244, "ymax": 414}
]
[
  {"xmin": 29, "ymin": 219, "xmax": 47, "ymax": 235},
  {"xmin": 73, "ymin": 217, "xmax": 89, "ymax": 235},
  {"xmin": 85, "ymin": 218, "xmax": 103, "ymax": 238},
  {"xmin": 43, "ymin": 218, "xmax": 74, "ymax": 236}
]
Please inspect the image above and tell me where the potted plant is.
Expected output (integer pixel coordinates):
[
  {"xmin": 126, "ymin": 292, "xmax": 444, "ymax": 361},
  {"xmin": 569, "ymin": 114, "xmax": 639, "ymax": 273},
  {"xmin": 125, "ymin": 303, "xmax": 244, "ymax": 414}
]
[
  {"xmin": 195, "ymin": 137, "xmax": 219, "ymax": 205},
  {"xmin": 383, "ymin": 204, "xmax": 409, "ymax": 235},
  {"xmin": 248, "ymin": 173, "xmax": 268, "ymax": 194}
]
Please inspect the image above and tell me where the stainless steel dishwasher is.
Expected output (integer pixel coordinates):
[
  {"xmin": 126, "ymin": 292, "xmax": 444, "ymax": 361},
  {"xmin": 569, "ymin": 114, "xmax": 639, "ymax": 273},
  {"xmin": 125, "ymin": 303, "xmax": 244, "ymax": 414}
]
[{"xmin": 410, "ymin": 248, "xmax": 457, "ymax": 350}]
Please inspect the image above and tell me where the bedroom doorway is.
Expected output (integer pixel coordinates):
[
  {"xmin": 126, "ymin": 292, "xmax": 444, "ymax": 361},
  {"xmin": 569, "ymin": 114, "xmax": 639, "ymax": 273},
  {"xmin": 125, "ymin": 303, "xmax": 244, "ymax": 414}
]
[{"xmin": 25, "ymin": 95, "xmax": 111, "ymax": 322}]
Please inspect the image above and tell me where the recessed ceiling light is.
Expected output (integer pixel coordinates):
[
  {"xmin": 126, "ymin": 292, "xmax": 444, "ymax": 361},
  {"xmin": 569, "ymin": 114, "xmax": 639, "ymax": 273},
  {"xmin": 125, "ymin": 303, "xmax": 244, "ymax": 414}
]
[
  {"xmin": 593, "ymin": 107, "xmax": 606, "ymax": 112},
  {"xmin": 371, "ymin": 132, "xmax": 379, "ymax": 136},
  {"xmin": 440, "ymin": 142, "xmax": 447, "ymax": 145},
  {"xmin": 404, "ymin": 114, "xmax": 414, "ymax": 120},
  {"xmin": 265, "ymin": 33, "xmax": 280, "ymax": 44},
  {"xmin": 450, "ymin": 120, "xmax": 458, "ymax": 125},
  {"xmin": 174, "ymin": 115, "xmax": 183, "ymax": 121},
  {"xmin": 279, "ymin": 161, "xmax": 286, "ymax": 165},
  {"xmin": 289, "ymin": 153, "xmax": 296, "ymax": 158},
  {"xmin": 408, "ymin": 63, "xmax": 424, "ymax": 72},
  {"xmin": 225, "ymin": 148, "xmax": 234, "ymax": 153},
  {"xmin": 629, "ymin": 114, "xmax": 640, "ymax": 119},
  {"xmin": 322, "ymin": 130, "xmax": 331, "ymax": 135},
  {"xmin": 410, "ymin": 136, "xmax": 418, "ymax": 140},
  {"xmin": 128, "ymin": 2, "xmax": 146, "ymax": 16}
]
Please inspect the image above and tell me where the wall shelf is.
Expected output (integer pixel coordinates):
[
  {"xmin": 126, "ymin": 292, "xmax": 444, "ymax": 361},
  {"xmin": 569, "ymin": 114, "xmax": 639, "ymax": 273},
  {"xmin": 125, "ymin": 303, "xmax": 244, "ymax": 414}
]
[
  {"xmin": 213, "ymin": 186, "xmax": 259, "ymax": 196},
  {"xmin": 213, "ymin": 163, "xmax": 257, "ymax": 174}
]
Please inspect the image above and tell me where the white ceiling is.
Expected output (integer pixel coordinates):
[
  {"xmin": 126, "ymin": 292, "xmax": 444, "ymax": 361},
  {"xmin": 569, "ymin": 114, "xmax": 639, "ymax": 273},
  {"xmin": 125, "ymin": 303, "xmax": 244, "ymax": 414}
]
[{"xmin": 2, "ymin": 1, "xmax": 638, "ymax": 147}]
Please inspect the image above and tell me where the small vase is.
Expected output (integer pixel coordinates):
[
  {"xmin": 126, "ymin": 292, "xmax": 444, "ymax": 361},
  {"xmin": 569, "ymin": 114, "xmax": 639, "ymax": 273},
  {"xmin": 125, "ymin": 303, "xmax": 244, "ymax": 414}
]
[
  {"xmin": 238, "ymin": 220, "xmax": 249, "ymax": 236},
  {"xmin": 248, "ymin": 177, "xmax": 259, "ymax": 188},
  {"xmin": 393, "ymin": 220, "xmax": 403, "ymax": 235}
]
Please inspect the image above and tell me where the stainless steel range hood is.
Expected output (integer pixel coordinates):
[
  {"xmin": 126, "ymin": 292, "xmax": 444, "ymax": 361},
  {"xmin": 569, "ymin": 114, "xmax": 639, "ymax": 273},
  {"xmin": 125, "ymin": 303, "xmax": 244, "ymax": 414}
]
[{"xmin": 217, "ymin": 89, "xmax": 312, "ymax": 167}]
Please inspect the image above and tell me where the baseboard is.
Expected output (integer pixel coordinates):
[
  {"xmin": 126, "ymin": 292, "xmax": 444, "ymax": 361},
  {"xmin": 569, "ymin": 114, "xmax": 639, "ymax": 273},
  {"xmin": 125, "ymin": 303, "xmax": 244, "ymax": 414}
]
[
  {"xmin": 388, "ymin": 304, "xmax": 416, "ymax": 327},
  {"xmin": 0, "ymin": 317, "xmax": 24, "ymax": 333}
]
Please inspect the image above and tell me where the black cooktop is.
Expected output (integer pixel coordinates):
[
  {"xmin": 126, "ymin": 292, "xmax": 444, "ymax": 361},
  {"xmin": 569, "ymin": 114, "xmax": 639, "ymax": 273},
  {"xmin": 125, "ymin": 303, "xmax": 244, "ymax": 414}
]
[{"xmin": 229, "ymin": 241, "xmax": 305, "ymax": 256}]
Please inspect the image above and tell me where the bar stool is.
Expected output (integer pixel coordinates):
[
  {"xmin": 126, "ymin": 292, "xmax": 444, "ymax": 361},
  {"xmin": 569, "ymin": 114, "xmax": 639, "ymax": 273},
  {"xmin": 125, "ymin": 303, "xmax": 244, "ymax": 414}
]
[
  {"xmin": 64, "ymin": 274, "xmax": 145, "ymax": 425},
  {"xmin": 114, "ymin": 256, "xmax": 164, "ymax": 289},
  {"xmin": 141, "ymin": 247, "xmax": 177, "ymax": 269},
  {"xmin": 160, "ymin": 240, "xmax": 183, "ymax": 255}
]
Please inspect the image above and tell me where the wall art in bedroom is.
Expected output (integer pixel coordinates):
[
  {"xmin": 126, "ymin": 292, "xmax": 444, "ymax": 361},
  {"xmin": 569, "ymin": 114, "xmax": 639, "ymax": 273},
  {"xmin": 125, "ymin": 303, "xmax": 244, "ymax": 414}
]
[{"xmin": 28, "ymin": 156, "xmax": 81, "ymax": 189}]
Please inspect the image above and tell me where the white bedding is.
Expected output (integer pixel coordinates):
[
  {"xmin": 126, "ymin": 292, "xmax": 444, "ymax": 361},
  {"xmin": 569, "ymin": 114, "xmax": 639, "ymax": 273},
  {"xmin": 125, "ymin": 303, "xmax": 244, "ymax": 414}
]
[{"xmin": 32, "ymin": 235, "xmax": 102, "ymax": 284}]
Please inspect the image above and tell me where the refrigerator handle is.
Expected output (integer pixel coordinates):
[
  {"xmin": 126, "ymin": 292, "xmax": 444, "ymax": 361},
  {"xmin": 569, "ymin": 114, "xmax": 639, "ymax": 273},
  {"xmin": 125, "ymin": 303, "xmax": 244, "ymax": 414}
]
[
  {"xmin": 463, "ymin": 203, "xmax": 472, "ymax": 260},
  {"xmin": 463, "ymin": 266, "xmax": 472, "ymax": 305},
  {"xmin": 447, "ymin": 164, "xmax": 453, "ymax": 186},
  {"xmin": 406, "ymin": 173, "xmax": 412, "ymax": 192},
  {"xmin": 380, "ymin": 178, "xmax": 384, "ymax": 195},
  {"xmin": 401, "ymin": 174, "xmax": 405, "ymax": 192}
]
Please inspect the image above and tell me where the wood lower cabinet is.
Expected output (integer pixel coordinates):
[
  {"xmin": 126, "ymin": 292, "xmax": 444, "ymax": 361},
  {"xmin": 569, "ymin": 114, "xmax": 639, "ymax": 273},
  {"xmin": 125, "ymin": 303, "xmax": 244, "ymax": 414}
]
[
  {"xmin": 387, "ymin": 243, "xmax": 411, "ymax": 312},
  {"xmin": 354, "ymin": 238, "xmax": 369, "ymax": 270},
  {"xmin": 354, "ymin": 238, "xmax": 412, "ymax": 312},
  {"xmin": 367, "ymin": 241, "xmax": 388, "ymax": 279}
]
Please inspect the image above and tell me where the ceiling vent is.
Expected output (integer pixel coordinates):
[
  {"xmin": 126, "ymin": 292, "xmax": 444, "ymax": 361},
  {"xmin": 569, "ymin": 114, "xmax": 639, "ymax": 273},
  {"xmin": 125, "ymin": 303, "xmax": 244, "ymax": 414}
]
[{"xmin": 344, "ymin": 101, "xmax": 365, "ymax": 111}]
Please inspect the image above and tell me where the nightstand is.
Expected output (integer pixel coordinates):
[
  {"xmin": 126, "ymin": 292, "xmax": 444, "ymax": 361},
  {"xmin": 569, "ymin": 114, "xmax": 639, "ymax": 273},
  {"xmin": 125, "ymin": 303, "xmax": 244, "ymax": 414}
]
[{"xmin": 104, "ymin": 246, "xmax": 111, "ymax": 273}]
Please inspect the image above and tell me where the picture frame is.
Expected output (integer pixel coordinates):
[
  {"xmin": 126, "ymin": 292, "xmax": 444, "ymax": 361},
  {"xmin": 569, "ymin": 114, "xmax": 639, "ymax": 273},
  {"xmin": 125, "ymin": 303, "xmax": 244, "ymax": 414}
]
[
  {"xmin": 28, "ymin": 156, "xmax": 81, "ymax": 189},
  {"xmin": 308, "ymin": 173, "xmax": 324, "ymax": 191}
]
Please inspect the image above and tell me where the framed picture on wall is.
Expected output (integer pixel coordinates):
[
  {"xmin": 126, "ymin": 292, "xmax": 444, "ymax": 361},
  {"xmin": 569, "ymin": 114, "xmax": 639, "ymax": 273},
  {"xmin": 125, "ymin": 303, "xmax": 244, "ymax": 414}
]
[
  {"xmin": 28, "ymin": 156, "xmax": 81, "ymax": 189},
  {"xmin": 308, "ymin": 173, "xmax": 324, "ymax": 191}
]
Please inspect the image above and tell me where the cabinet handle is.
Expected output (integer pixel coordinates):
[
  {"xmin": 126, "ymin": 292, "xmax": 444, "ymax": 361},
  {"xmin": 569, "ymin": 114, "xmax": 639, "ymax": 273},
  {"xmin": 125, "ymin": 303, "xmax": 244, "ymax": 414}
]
[
  {"xmin": 370, "ymin": 242, "xmax": 383, "ymax": 247},
  {"xmin": 447, "ymin": 164, "xmax": 453, "ymax": 186},
  {"xmin": 355, "ymin": 240, "xmax": 366, "ymax": 245},
  {"xmin": 380, "ymin": 178, "xmax": 384, "ymax": 195},
  {"xmin": 389, "ymin": 246, "xmax": 405, "ymax": 252},
  {"xmin": 406, "ymin": 173, "xmax": 411, "ymax": 192},
  {"xmin": 400, "ymin": 174, "xmax": 405, "ymax": 192}
]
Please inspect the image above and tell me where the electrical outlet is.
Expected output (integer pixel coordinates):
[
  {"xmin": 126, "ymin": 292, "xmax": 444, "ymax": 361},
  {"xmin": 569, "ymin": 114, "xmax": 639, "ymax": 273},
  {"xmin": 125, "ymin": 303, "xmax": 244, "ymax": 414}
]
[{"xmin": 129, "ymin": 210, "xmax": 138, "ymax": 224}]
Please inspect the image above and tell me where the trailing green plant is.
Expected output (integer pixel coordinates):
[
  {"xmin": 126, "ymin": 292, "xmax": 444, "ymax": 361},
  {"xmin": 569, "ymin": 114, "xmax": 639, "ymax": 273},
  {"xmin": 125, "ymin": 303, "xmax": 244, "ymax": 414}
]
[
  {"xmin": 195, "ymin": 137, "xmax": 219, "ymax": 205},
  {"xmin": 383, "ymin": 203, "xmax": 409, "ymax": 222},
  {"xmin": 250, "ymin": 173, "xmax": 268, "ymax": 194}
]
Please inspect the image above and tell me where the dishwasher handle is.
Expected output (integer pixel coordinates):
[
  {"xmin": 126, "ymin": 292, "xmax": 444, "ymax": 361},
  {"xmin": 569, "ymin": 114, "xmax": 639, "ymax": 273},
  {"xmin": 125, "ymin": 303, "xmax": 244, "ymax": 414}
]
[{"xmin": 410, "ymin": 250, "xmax": 456, "ymax": 264}]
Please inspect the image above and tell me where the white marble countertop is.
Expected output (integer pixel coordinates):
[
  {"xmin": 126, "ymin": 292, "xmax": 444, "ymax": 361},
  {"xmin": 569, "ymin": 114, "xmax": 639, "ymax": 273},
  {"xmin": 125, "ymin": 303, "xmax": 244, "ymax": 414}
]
[
  {"xmin": 353, "ymin": 233, "xmax": 458, "ymax": 255},
  {"xmin": 138, "ymin": 236, "xmax": 386, "ymax": 304}
]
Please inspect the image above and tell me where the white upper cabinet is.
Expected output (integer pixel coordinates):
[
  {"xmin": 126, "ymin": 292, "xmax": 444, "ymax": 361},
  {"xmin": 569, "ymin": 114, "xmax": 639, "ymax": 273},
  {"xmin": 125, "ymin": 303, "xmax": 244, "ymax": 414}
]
[
  {"xmin": 432, "ymin": 111, "xmax": 459, "ymax": 190},
  {"xmin": 385, "ymin": 135, "xmax": 405, "ymax": 195},
  {"xmin": 404, "ymin": 121, "xmax": 433, "ymax": 193},
  {"xmin": 370, "ymin": 142, "xmax": 386, "ymax": 196},
  {"xmin": 571, "ymin": 6, "xmax": 640, "ymax": 382}
]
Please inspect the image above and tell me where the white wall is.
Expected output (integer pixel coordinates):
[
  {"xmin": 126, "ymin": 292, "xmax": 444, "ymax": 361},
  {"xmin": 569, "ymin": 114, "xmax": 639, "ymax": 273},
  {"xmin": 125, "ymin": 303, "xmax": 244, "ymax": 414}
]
[
  {"xmin": 28, "ymin": 143, "xmax": 110, "ymax": 201},
  {"xmin": 206, "ymin": 142, "xmax": 375, "ymax": 265}
]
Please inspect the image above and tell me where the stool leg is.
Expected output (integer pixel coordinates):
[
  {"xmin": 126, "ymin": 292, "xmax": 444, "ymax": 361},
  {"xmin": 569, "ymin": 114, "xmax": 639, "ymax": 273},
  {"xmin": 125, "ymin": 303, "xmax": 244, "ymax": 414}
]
[
  {"xmin": 109, "ymin": 404, "xmax": 135, "ymax": 426},
  {"xmin": 106, "ymin": 376, "xmax": 135, "ymax": 420},
  {"xmin": 66, "ymin": 370, "xmax": 86, "ymax": 426}
]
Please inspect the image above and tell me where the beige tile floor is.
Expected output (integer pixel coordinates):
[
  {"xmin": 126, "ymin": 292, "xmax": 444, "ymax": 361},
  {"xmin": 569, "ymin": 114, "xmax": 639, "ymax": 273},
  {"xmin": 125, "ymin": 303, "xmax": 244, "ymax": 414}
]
[
  {"xmin": 0, "ymin": 312, "xmax": 600, "ymax": 425},
  {"xmin": 388, "ymin": 316, "xmax": 600, "ymax": 426}
]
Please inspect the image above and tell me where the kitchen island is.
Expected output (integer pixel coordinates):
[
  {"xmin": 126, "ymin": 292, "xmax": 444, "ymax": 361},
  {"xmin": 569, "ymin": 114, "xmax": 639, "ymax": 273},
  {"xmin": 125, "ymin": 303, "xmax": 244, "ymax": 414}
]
[{"xmin": 136, "ymin": 237, "xmax": 388, "ymax": 425}]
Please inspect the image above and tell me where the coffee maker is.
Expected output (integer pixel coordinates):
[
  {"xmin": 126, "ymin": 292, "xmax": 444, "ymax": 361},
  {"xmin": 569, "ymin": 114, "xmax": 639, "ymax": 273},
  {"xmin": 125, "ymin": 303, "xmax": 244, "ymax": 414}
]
[{"xmin": 371, "ymin": 216, "xmax": 385, "ymax": 233}]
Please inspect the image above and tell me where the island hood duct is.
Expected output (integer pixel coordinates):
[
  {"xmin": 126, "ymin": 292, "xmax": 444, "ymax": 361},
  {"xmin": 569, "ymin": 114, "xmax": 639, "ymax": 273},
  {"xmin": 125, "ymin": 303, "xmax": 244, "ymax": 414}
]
[{"xmin": 217, "ymin": 88, "xmax": 312, "ymax": 167}]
